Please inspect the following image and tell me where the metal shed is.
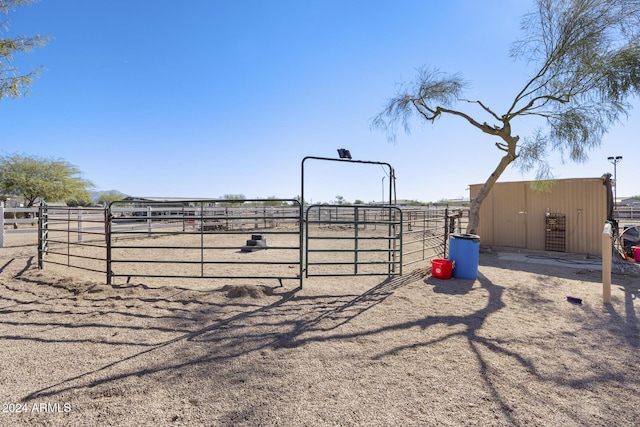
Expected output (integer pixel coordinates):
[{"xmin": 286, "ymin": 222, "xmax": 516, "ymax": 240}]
[{"xmin": 469, "ymin": 177, "xmax": 609, "ymax": 256}]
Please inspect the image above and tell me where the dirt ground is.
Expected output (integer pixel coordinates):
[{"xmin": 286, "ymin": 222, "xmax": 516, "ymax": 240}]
[{"xmin": 0, "ymin": 244, "xmax": 639, "ymax": 427}]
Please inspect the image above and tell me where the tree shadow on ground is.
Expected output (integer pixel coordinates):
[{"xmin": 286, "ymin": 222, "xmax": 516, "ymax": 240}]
[
  {"xmin": 605, "ymin": 278, "xmax": 640, "ymax": 347},
  {"xmin": 424, "ymin": 275, "xmax": 475, "ymax": 295},
  {"xmin": 483, "ymin": 251, "xmax": 640, "ymax": 348},
  {"xmin": 4, "ymin": 256, "xmax": 637, "ymax": 426},
  {"xmin": 483, "ymin": 251, "xmax": 640, "ymax": 285},
  {"xmin": 18, "ymin": 270, "xmax": 427, "ymax": 401}
]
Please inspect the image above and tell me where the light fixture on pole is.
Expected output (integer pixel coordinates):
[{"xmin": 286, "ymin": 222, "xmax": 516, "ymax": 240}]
[
  {"xmin": 337, "ymin": 148, "xmax": 352, "ymax": 160},
  {"xmin": 607, "ymin": 156, "xmax": 622, "ymax": 209}
]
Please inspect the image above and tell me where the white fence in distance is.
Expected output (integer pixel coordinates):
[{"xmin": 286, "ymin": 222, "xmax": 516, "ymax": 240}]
[{"xmin": 0, "ymin": 206, "xmax": 40, "ymax": 247}]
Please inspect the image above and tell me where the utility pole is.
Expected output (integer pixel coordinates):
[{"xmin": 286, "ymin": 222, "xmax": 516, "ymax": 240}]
[{"xmin": 607, "ymin": 156, "xmax": 622, "ymax": 213}]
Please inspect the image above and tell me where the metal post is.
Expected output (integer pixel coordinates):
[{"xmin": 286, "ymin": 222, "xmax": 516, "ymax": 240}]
[
  {"xmin": 37, "ymin": 203, "xmax": 50, "ymax": 267},
  {"xmin": 106, "ymin": 205, "xmax": 112, "ymax": 285},
  {"xmin": 298, "ymin": 200, "xmax": 303, "ymax": 289},
  {"xmin": 608, "ymin": 156, "xmax": 622, "ymax": 213},
  {"xmin": 66, "ymin": 209, "xmax": 71, "ymax": 266},
  {"xmin": 444, "ymin": 207, "xmax": 449, "ymax": 258},
  {"xmin": 0, "ymin": 202, "xmax": 4, "ymax": 248},
  {"xmin": 147, "ymin": 205, "xmax": 152, "ymax": 237},
  {"xmin": 388, "ymin": 207, "xmax": 397, "ymax": 274},
  {"xmin": 199, "ymin": 202, "xmax": 204, "ymax": 277},
  {"xmin": 422, "ymin": 209, "xmax": 427, "ymax": 261},
  {"xmin": 602, "ymin": 222, "xmax": 612, "ymax": 304},
  {"xmin": 354, "ymin": 206, "xmax": 359, "ymax": 275},
  {"xmin": 77, "ymin": 209, "xmax": 83, "ymax": 242},
  {"xmin": 390, "ymin": 167, "xmax": 396, "ymax": 205}
]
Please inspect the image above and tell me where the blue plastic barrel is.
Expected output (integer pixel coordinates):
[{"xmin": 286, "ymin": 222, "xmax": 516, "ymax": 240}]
[{"xmin": 448, "ymin": 233, "xmax": 480, "ymax": 279}]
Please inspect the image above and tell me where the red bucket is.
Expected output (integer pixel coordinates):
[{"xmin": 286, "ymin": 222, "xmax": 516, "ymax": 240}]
[{"xmin": 431, "ymin": 259, "xmax": 454, "ymax": 279}]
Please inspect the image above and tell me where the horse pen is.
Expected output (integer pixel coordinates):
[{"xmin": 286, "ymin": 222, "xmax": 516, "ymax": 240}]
[{"xmin": 1, "ymin": 200, "xmax": 639, "ymax": 426}]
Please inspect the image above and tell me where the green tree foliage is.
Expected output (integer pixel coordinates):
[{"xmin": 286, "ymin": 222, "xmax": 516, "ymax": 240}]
[
  {"xmin": 1, "ymin": 0, "xmax": 49, "ymax": 100},
  {"xmin": 222, "ymin": 194, "xmax": 246, "ymax": 200},
  {"xmin": 334, "ymin": 195, "xmax": 351, "ymax": 205},
  {"xmin": 95, "ymin": 190, "xmax": 126, "ymax": 206},
  {"xmin": 0, "ymin": 154, "xmax": 94, "ymax": 207},
  {"xmin": 373, "ymin": 0, "xmax": 640, "ymax": 234},
  {"xmin": 65, "ymin": 190, "xmax": 92, "ymax": 207},
  {"xmin": 261, "ymin": 196, "xmax": 290, "ymax": 207},
  {"xmin": 220, "ymin": 193, "xmax": 246, "ymax": 207}
]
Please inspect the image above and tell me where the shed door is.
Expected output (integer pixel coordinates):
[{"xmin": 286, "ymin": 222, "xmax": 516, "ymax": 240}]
[{"xmin": 492, "ymin": 183, "xmax": 527, "ymax": 248}]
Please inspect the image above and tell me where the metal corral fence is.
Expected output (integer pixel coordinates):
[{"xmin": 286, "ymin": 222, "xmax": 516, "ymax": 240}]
[
  {"xmin": 33, "ymin": 200, "xmax": 467, "ymax": 287},
  {"xmin": 402, "ymin": 207, "xmax": 466, "ymax": 266}
]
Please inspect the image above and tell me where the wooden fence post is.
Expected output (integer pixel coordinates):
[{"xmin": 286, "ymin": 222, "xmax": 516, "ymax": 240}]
[{"xmin": 602, "ymin": 222, "xmax": 612, "ymax": 304}]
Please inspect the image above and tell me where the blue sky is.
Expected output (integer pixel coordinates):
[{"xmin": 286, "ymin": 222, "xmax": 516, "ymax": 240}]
[{"xmin": 2, "ymin": 0, "xmax": 638, "ymax": 203}]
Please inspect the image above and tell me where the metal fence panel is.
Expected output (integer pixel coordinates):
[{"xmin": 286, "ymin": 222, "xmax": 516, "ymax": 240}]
[
  {"xmin": 107, "ymin": 199, "xmax": 303, "ymax": 287},
  {"xmin": 401, "ymin": 207, "xmax": 462, "ymax": 267},
  {"xmin": 305, "ymin": 205, "xmax": 403, "ymax": 277},
  {"xmin": 37, "ymin": 205, "xmax": 108, "ymax": 275}
]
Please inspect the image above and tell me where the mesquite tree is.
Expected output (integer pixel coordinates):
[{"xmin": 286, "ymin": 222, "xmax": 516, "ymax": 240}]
[
  {"xmin": 1, "ymin": 0, "xmax": 49, "ymax": 100},
  {"xmin": 373, "ymin": 0, "xmax": 640, "ymax": 234},
  {"xmin": 0, "ymin": 154, "xmax": 93, "ymax": 207}
]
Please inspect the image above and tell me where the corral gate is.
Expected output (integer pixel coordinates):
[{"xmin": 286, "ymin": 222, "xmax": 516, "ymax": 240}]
[{"xmin": 304, "ymin": 205, "xmax": 402, "ymax": 277}]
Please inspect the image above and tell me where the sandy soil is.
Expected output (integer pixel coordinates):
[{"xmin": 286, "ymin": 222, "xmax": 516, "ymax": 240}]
[{"xmin": 0, "ymin": 244, "xmax": 639, "ymax": 427}]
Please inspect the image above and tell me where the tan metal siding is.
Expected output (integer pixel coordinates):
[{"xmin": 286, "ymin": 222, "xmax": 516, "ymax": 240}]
[{"xmin": 470, "ymin": 178, "xmax": 607, "ymax": 256}]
